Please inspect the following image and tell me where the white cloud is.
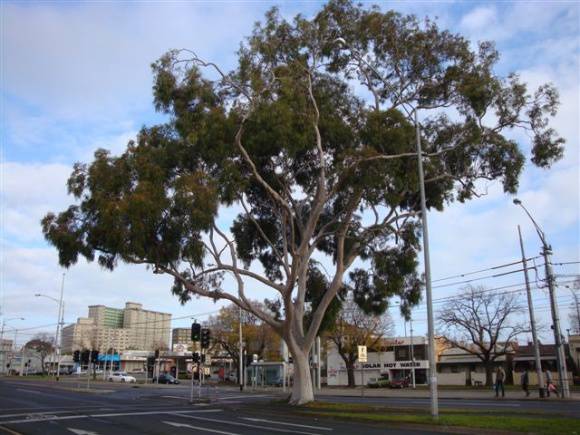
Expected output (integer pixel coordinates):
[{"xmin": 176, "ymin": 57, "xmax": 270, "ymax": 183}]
[
  {"xmin": 460, "ymin": 6, "xmax": 497, "ymax": 33},
  {"xmin": 2, "ymin": 2, "xmax": 265, "ymax": 121}
]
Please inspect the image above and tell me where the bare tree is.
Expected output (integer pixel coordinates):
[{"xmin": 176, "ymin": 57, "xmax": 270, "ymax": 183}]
[
  {"xmin": 566, "ymin": 278, "xmax": 580, "ymax": 335},
  {"xmin": 327, "ymin": 297, "xmax": 394, "ymax": 387},
  {"xmin": 151, "ymin": 340, "xmax": 169, "ymax": 352},
  {"xmin": 24, "ymin": 333, "xmax": 55, "ymax": 375},
  {"xmin": 437, "ymin": 285, "xmax": 529, "ymax": 386}
]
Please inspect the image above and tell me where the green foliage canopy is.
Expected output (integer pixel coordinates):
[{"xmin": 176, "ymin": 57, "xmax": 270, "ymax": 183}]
[{"xmin": 42, "ymin": 0, "xmax": 563, "ymax": 342}]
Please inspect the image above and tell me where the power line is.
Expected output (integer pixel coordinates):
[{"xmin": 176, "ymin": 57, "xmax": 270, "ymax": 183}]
[
  {"xmin": 432, "ymin": 267, "xmax": 533, "ymax": 289},
  {"xmin": 4, "ymin": 308, "xmax": 225, "ymax": 338},
  {"xmin": 553, "ymin": 261, "xmax": 580, "ymax": 266},
  {"xmin": 431, "ymin": 257, "xmax": 541, "ymax": 283}
]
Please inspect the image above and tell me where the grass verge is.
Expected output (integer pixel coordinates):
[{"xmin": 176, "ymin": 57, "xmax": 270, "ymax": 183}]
[{"xmin": 299, "ymin": 402, "xmax": 580, "ymax": 435}]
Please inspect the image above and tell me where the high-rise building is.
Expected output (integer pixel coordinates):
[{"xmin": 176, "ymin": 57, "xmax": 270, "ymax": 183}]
[
  {"xmin": 88, "ymin": 305, "xmax": 124, "ymax": 328},
  {"xmin": 61, "ymin": 317, "xmax": 96, "ymax": 353},
  {"xmin": 123, "ymin": 302, "xmax": 171, "ymax": 351},
  {"xmin": 61, "ymin": 302, "xmax": 171, "ymax": 353}
]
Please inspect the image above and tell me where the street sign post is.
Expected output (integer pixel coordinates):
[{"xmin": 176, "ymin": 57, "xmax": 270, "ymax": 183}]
[
  {"xmin": 357, "ymin": 345, "xmax": 367, "ymax": 362},
  {"xmin": 358, "ymin": 345, "xmax": 367, "ymax": 397}
]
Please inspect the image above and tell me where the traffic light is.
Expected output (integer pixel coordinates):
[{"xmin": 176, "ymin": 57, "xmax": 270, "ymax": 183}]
[
  {"xmin": 81, "ymin": 350, "xmax": 90, "ymax": 365},
  {"xmin": 73, "ymin": 350, "xmax": 80, "ymax": 363},
  {"xmin": 191, "ymin": 322, "xmax": 201, "ymax": 341},
  {"xmin": 91, "ymin": 350, "xmax": 99, "ymax": 363},
  {"xmin": 201, "ymin": 328, "xmax": 210, "ymax": 349},
  {"xmin": 192, "ymin": 352, "xmax": 200, "ymax": 364},
  {"xmin": 154, "ymin": 349, "xmax": 160, "ymax": 359}
]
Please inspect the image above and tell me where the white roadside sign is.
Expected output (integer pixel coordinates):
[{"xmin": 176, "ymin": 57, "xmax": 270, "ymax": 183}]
[{"xmin": 357, "ymin": 345, "xmax": 367, "ymax": 363}]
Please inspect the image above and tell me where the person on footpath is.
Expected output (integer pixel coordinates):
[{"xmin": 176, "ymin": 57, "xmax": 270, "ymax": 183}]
[
  {"xmin": 520, "ymin": 369, "xmax": 530, "ymax": 397},
  {"xmin": 545, "ymin": 369, "xmax": 559, "ymax": 397},
  {"xmin": 495, "ymin": 366, "xmax": 506, "ymax": 398}
]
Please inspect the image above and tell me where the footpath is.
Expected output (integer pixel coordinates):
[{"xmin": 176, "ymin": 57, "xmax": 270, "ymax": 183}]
[{"xmin": 316, "ymin": 386, "xmax": 580, "ymax": 401}]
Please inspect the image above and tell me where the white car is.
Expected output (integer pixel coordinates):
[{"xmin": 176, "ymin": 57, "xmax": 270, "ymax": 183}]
[{"xmin": 107, "ymin": 371, "xmax": 137, "ymax": 383}]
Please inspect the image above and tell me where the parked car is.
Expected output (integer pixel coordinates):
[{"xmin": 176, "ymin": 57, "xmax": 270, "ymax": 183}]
[
  {"xmin": 389, "ymin": 377, "xmax": 410, "ymax": 389},
  {"xmin": 107, "ymin": 371, "xmax": 137, "ymax": 383},
  {"xmin": 157, "ymin": 374, "xmax": 180, "ymax": 384},
  {"xmin": 368, "ymin": 374, "xmax": 390, "ymax": 388}
]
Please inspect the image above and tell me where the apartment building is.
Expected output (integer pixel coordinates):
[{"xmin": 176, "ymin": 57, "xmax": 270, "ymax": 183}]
[
  {"xmin": 61, "ymin": 302, "xmax": 171, "ymax": 353},
  {"xmin": 61, "ymin": 317, "xmax": 97, "ymax": 353},
  {"xmin": 123, "ymin": 302, "xmax": 171, "ymax": 351}
]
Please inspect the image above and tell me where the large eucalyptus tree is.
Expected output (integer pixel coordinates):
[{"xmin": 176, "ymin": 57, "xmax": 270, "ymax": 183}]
[{"xmin": 42, "ymin": 0, "xmax": 564, "ymax": 404}]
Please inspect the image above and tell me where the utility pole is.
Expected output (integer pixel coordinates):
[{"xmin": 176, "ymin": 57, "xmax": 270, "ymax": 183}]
[
  {"xmin": 543, "ymin": 244, "xmax": 570, "ymax": 398},
  {"xmin": 415, "ymin": 109, "xmax": 439, "ymax": 417},
  {"xmin": 518, "ymin": 225, "xmax": 545, "ymax": 397},
  {"xmin": 514, "ymin": 199, "xmax": 569, "ymax": 398}
]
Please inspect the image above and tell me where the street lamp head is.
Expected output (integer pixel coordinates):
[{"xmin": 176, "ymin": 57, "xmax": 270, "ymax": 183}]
[
  {"xmin": 334, "ymin": 37, "xmax": 346, "ymax": 47},
  {"xmin": 513, "ymin": 198, "xmax": 522, "ymax": 205},
  {"xmin": 34, "ymin": 293, "xmax": 42, "ymax": 297}
]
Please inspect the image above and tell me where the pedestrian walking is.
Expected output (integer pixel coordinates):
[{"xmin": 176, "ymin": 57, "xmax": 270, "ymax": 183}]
[
  {"xmin": 545, "ymin": 369, "xmax": 559, "ymax": 398},
  {"xmin": 520, "ymin": 370, "xmax": 530, "ymax": 397},
  {"xmin": 495, "ymin": 366, "xmax": 506, "ymax": 398}
]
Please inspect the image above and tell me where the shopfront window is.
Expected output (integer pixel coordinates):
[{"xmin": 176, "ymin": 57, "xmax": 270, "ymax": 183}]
[{"xmin": 394, "ymin": 346, "xmax": 409, "ymax": 361}]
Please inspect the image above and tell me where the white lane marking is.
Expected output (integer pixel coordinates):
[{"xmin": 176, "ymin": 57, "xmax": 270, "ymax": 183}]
[
  {"xmin": 16, "ymin": 388, "xmax": 59, "ymax": 396},
  {"xmin": 0, "ymin": 411, "xmax": 75, "ymax": 419},
  {"xmin": 213, "ymin": 394, "xmax": 273, "ymax": 401},
  {"xmin": 1, "ymin": 409, "xmax": 222, "ymax": 425},
  {"xmin": 242, "ymin": 418, "xmax": 332, "ymax": 431},
  {"xmin": 163, "ymin": 420, "xmax": 240, "ymax": 435},
  {"xmin": 160, "ymin": 395, "xmax": 212, "ymax": 405},
  {"xmin": 212, "ymin": 401, "xmax": 241, "ymax": 405},
  {"xmin": 0, "ymin": 403, "xmax": 206, "ymax": 419},
  {"xmin": 170, "ymin": 413, "xmax": 323, "ymax": 435},
  {"xmin": 91, "ymin": 409, "xmax": 221, "ymax": 418},
  {"xmin": 67, "ymin": 429, "xmax": 100, "ymax": 435}
]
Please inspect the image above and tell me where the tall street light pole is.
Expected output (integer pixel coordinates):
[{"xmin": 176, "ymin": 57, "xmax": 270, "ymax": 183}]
[
  {"xmin": 36, "ymin": 273, "xmax": 66, "ymax": 381},
  {"xmin": 415, "ymin": 110, "xmax": 438, "ymax": 417},
  {"xmin": 514, "ymin": 199, "xmax": 569, "ymax": 398},
  {"xmin": 334, "ymin": 36, "xmax": 438, "ymax": 418},
  {"xmin": 517, "ymin": 225, "xmax": 545, "ymax": 397}
]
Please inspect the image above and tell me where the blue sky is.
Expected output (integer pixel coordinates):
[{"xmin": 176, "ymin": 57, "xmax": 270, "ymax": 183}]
[{"xmin": 1, "ymin": 1, "xmax": 578, "ymax": 347}]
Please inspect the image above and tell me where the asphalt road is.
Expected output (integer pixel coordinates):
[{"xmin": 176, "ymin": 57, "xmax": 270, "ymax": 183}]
[{"xmin": 0, "ymin": 379, "xmax": 440, "ymax": 435}]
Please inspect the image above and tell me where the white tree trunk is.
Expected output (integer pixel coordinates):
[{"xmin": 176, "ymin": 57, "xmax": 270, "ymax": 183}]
[{"xmin": 289, "ymin": 348, "xmax": 314, "ymax": 405}]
